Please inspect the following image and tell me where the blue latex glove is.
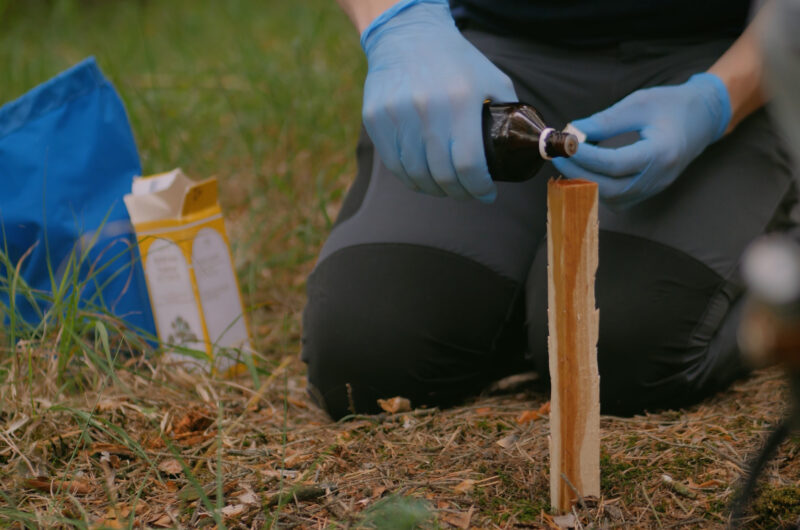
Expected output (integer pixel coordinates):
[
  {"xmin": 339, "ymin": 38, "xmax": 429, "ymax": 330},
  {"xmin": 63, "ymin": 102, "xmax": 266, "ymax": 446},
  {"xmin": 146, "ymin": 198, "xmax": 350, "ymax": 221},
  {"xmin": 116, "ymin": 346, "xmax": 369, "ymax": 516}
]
[
  {"xmin": 361, "ymin": 0, "xmax": 517, "ymax": 203},
  {"xmin": 553, "ymin": 73, "xmax": 732, "ymax": 209}
]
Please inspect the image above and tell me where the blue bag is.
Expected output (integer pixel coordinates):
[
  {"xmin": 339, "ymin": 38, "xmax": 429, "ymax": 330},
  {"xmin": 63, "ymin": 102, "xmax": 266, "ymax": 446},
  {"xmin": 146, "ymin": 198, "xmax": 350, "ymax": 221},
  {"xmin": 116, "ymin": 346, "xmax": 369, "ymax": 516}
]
[{"xmin": 0, "ymin": 57, "xmax": 156, "ymax": 336}]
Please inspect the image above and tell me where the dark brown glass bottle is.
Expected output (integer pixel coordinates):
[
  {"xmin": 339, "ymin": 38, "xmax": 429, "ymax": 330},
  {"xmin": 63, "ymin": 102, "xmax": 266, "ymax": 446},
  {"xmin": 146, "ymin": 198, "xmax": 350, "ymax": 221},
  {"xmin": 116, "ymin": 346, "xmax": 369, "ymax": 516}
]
[{"xmin": 483, "ymin": 102, "xmax": 578, "ymax": 182}]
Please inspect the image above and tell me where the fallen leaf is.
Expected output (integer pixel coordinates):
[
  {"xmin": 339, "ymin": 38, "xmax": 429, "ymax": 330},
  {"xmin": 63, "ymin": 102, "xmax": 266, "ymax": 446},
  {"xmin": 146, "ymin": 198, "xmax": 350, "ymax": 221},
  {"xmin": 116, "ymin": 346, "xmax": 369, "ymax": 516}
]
[
  {"xmin": 690, "ymin": 433, "xmax": 707, "ymax": 445},
  {"xmin": 377, "ymin": 396, "xmax": 411, "ymax": 414},
  {"xmin": 694, "ymin": 478, "xmax": 725, "ymax": 489},
  {"xmin": 158, "ymin": 458, "xmax": 183, "ymax": 476},
  {"xmin": 475, "ymin": 407, "xmax": 493, "ymax": 416},
  {"xmin": 453, "ymin": 479, "xmax": 475, "ymax": 495},
  {"xmin": 24, "ymin": 476, "xmax": 92, "ymax": 495},
  {"xmin": 96, "ymin": 399, "xmax": 125, "ymax": 413},
  {"xmin": 222, "ymin": 504, "xmax": 246, "ymax": 517},
  {"xmin": 88, "ymin": 443, "xmax": 134, "ymax": 457},
  {"xmin": 516, "ymin": 401, "xmax": 551, "ymax": 424},
  {"xmin": 172, "ymin": 407, "xmax": 214, "ymax": 436},
  {"xmin": 149, "ymin": 514, "xmax": 173, "ymax": 528},
  {"xmin": 142, "ymin": 433, "xmax": 166, "ymax": 450},
  {"xmin": 371, "ymin": 485, "xmax": 387, "ymax": 498},
  {"xmin": 173, "ymin": 431, "xmax": 214, "ymax": 446},
  {"xmin": 356, "ymin": 497, "xmax": 370, "ymax": 506},
  {"xmin": 516, "ymin": 410, "xmax": 542, "ymax": 424},
  {"xmin": 287, "ymin": 397, "xmax": 308, "ymax": 409},
  {"xmin": 116, "ymin": 505, "xmax": 135, "ymax": 518},
  {"xmin": 91, "ymin": 518, "xmax": 124, "ymax": 529},
  {"xmin": 92, "ymin": 506, "xmax": 135, "ymax": 530},
  {"xmin": 440, "ymin": 506, "xmax": 474, "ymax": 529},
  {"xmin": 496, "ymin": 434, "xmax": 517, "ymax": 449},
  {"xmin": 237, "ymin": 490, "xmax": 260, "ymax": 505}
]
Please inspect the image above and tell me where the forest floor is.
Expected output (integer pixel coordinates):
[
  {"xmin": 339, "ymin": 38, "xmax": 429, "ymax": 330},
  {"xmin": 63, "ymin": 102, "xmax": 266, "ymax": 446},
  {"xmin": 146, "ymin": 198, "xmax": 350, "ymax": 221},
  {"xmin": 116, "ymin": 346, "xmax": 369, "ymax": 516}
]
[{"xmin": 1, "ymin": 1, "xmax": 798, "ymax": 528}]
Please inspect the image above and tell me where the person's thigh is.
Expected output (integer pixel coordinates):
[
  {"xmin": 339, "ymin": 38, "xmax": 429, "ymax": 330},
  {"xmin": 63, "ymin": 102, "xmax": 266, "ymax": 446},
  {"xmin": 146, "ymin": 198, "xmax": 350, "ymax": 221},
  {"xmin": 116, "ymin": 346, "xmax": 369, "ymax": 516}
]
[
  {"xmin": 301, "ymin": 28, "xmax": 630, "ymax": 419},
  {"xmin": 302, "ymin": 123, "xmax": 543, "ymax": 418},
  {"xmin": 302, "ymin": 29, "xmax": 797, "ymax": 419},
  {"xmin": 525, "ymin": 41, "xmax": 797, "ymax": 414}
]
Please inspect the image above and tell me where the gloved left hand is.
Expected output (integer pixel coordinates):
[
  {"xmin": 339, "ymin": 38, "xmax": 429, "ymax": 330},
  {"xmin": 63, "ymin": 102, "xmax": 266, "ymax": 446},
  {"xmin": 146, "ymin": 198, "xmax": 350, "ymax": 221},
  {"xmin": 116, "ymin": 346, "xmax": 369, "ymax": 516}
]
[{"xmin": 553, "ymin": 72, "xmax": 732, "ymax": 209}]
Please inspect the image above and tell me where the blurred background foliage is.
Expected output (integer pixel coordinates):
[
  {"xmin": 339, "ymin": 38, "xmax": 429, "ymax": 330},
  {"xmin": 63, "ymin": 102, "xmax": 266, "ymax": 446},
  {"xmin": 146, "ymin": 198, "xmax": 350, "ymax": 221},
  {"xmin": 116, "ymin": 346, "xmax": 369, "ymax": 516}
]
[{"xmin": 0, "ymin": 0, "xmax": 366, "ymax": 356}]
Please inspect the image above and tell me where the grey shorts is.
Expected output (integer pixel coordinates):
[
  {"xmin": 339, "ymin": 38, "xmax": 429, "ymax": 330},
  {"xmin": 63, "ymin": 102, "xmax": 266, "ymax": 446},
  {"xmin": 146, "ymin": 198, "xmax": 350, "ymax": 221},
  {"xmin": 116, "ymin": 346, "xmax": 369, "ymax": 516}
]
[{"xmin": 302, "ymin": 29, "xmax": 798, "ymax": 419}]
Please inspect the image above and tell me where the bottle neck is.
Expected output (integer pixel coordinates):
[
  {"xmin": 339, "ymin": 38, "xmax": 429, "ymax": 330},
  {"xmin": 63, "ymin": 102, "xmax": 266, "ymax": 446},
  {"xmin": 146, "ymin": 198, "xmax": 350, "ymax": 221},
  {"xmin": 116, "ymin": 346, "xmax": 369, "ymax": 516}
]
[
  {"xmin": 542, "ymin": 130, "xmax": 579, "ymax": 159},
  {"xmin": 483, "ymin": 102, "xmax": 579, "ymax": 182}
]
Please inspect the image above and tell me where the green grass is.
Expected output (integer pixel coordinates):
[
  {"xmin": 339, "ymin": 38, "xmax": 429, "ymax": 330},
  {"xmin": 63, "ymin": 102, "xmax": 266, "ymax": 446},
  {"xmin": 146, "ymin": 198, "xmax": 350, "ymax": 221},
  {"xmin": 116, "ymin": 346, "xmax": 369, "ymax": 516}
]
[
  {"xmin": 0, "ymin": 0, "xmax": 365, "ymax": 350},
  {"xmin": 0, "ymin": 2, "xmax": 364, "ymax": 526},
  {"xmin": 1, "ymin": 0, "xmax": 364, "ymax": 177},
  {"xmin": 2, "ymin": 3, "xmax": 798, "ymax": 529}
]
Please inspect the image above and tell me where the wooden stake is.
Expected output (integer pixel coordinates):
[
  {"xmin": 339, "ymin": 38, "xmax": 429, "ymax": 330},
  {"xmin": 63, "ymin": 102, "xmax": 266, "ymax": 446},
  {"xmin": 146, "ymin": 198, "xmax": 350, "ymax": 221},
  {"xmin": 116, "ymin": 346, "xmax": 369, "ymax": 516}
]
[{"xmin": 547, "ymin": 178, "xmax": 600, "ymax": 513}]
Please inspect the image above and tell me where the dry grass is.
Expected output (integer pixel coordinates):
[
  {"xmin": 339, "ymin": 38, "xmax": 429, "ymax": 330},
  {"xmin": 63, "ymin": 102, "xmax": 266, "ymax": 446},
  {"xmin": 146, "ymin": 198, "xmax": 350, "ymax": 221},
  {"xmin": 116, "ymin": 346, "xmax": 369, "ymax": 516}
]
[
  {"xmin": 1, "ymin": 338, "xmax": 798, "ymax": 528},
  {"xmin": 2, "ymin": 2, "xmax": 799, "ymax": 529}
]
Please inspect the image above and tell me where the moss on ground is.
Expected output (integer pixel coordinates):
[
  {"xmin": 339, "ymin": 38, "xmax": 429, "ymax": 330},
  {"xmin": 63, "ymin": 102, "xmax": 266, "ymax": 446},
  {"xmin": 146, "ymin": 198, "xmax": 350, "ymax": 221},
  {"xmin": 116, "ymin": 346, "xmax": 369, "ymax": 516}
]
[
  {"xmin": 600, "ymin": 450, "xmax": 646, "ymax": 501},
  {"xmin": 751, "ymin": 484, "xmax": 800, "ymax": 528},
  {"xmin": 473, "ymin": 485, "xmax": 550, "ymax": 525}
]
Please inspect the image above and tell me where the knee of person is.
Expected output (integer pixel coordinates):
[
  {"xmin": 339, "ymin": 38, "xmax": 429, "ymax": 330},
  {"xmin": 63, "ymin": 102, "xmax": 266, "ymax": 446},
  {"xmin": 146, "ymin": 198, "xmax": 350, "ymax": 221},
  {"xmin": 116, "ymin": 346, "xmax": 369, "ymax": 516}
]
[
  {"xmin": 595, "ymin": 316, "xmax": 720, "ymax": 416},
  {"xmin": 302, "ymin": 286, "xmax": 414, "ymax": 420},
  {"xmin": 301, "ymin": 244, "xmax": 523, "ymax": 419},
  {"xmin": 596, "ymin": 297, "xmax": 747, "ymax": 415},
  {"xmin": 300, "ymin": 252, "xmax": 446, "ymax": 419},
  {"xmin": 598, "ymin": 356, "xmax": 745, "ymax": 416},
  {"xmin": 534, "ymin": 229, "xmax": 748, "ymax": 415}
]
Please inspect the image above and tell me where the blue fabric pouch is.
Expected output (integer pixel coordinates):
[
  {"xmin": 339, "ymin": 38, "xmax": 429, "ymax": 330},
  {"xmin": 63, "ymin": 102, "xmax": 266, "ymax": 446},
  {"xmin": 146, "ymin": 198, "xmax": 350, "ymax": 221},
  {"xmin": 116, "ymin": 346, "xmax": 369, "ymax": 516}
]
[{"xmin": 0, "ymin": 57, "xmax": 156, "ymax": 336}]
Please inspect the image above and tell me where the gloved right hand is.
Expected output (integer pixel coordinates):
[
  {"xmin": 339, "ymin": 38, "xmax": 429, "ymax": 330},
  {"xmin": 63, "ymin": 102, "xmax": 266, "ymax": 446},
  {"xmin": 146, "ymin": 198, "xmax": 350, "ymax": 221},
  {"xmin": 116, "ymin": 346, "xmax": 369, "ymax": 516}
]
[{"xmin": 361, "ymin": 0, "xmax": 518, "ymax": 203}]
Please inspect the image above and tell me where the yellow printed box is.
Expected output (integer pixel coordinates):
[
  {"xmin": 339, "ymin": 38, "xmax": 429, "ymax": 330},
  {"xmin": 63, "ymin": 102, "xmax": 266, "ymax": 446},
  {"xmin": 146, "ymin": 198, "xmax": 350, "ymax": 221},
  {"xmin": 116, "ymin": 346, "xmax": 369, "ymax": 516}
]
[{"xmin": 123, "ymin": 169, "xmax": 252, "ymax": 373}]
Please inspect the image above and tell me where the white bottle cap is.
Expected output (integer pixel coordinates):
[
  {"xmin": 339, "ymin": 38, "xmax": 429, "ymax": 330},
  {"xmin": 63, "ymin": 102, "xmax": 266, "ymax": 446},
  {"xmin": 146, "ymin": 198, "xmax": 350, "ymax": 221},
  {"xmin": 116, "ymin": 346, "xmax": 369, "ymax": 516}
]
[
  {"xmin": 563, "ymin": 123, "xmax": 587, "ymax": 143},
  {"xmin": 538, "ymin": 128, "xmax": 555, "ymax": 160}
]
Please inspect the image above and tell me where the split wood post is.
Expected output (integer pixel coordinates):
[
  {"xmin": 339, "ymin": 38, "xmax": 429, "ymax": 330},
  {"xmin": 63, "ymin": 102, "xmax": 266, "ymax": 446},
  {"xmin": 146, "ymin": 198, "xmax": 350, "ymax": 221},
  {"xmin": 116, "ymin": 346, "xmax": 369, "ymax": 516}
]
[{"xmin": 547, "ymin": 178, "xmax": 600, "ymax": 513}]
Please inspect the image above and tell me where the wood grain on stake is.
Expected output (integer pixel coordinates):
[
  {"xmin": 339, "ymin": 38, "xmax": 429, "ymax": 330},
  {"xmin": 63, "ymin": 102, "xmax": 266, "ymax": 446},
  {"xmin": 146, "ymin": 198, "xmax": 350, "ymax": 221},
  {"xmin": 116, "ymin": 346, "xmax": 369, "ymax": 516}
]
[{"xmin": 547, "ymin": 178, "xmax": 600, "ymax": 513}]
